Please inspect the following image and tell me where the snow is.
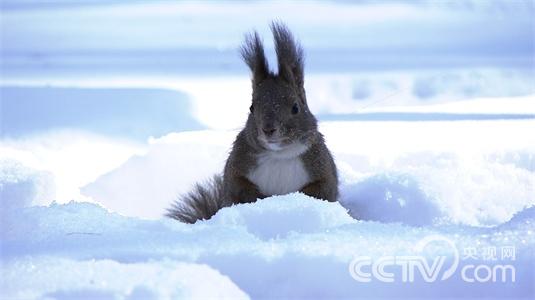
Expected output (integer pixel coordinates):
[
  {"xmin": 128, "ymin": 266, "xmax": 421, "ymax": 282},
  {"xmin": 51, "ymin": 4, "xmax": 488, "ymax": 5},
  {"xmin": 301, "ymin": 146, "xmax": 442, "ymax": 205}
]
[
  {"xmin": 0, "ymin": 86, "xmax": 203, "ymax": 140},
  {"xmin": 0, "ymin": 160, "xmax": 54, "ymax": 211},
  {"xmin": 75, "ymin": 118, "xmax": 534, "ymax": 225},
  {"xmin": 2, "ymin": 1, "xmax": 533, "ymax": 70},
  {"xmin": 2, "ymin": 81, "xmax": 534, "ymax": 300},
  {"xmin": 1, "ymin": 188, "xmax": 534, "ymax": 298},
  {"xmin": 80, "ymin": 131, "xmax": 231, "ymax": 218},
  {"xmin": 2, "ymin": 258, "xmax": 249, "ymax": 299},
  {"xmin": 207, "ymin": 194, "xmax": 356, "ymax": 240},
  {"xmin": 340, "ymin": 173, "xmax": 442, "ymax": 226},
  {"xmin": 361, "ymin": 94, "xmax": 535, "ymax": 115},
  {"xmin": 2, "ymin": 0, "xmax": 535, "ymax": 298},
  {"xmin": 0, "ymin": 131, "xmax": 146, "ymax": 204},
  {"xmin": 2, "ymin": 118, "xmax": 534, "ymax": 298}
]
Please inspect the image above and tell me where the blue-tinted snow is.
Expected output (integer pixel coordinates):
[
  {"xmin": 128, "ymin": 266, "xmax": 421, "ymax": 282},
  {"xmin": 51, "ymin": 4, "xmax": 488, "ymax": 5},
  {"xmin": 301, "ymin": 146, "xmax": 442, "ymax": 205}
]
[
  {"xmin": 1, "ymin": 1, "xmax": 535, "ymax": 298},
  {"xmin": 0, "ymin": 87, "xmax": 203, "ymax": 140},
  {"xmin": 1, "ymin": 171, "xmax": 534, "ymax": 298},
  {"xmin": 1, "ymin": 1, "xmax": 533, "ymax": 75},
  {"xmin": 2, "ymin": 123, "xmax": 534, "ymax": 298}
]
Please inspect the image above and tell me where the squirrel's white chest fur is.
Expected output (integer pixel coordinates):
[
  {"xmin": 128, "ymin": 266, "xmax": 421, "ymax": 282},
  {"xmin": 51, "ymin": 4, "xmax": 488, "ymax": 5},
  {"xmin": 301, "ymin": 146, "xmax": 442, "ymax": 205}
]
[{"xmin": 247, "ymin": 143, "xmax": 310, "ymax": 196}]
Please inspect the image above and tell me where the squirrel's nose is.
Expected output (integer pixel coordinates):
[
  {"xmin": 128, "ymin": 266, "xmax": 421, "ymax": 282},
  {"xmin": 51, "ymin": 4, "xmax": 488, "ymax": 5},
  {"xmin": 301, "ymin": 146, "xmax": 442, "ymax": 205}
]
[{"xmin": 262, "ymin": 127, "xmax": 277, "ymax": 137}]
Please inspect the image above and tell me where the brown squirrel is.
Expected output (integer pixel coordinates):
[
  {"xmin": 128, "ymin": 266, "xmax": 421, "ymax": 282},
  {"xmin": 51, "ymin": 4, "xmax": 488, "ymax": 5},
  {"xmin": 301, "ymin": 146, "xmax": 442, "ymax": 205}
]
[{"xmin": 167, "ymin": 22, "xmax": 338, "ymax": 223}]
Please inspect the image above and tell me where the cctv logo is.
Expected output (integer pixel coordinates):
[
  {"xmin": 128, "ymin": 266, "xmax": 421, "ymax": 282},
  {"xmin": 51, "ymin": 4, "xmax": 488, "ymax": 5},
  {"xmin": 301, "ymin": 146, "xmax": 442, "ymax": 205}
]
[
  {"xmin": 349, "ymin": 235, "xmax": 516, "ymax": 283},
  {"xmin": 349, "ymin": 235, "xmax": 458, "ymax": 283}
]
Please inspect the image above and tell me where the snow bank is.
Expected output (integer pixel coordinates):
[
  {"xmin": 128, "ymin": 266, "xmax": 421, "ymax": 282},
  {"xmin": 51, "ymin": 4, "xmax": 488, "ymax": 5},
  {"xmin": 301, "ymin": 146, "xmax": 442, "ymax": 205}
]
[
  {"xmin": 81, "ymin": 131, "xmax": 234, "ymax": 218},
  {"xmin": 338, "ymin": 152, "xmax": 535, "ymax": 227},
  {"xmin": 208, "ymin": 193, "xmax": 355, "ymax": 240},
  {"xmin": 1, "ymin": 258, "xmax": 249, "ymax": 299},
  {"xmin": 2, "ymin": 193, "xmax": 534, "ymax": 298},
  {"xmin": 0, "ymin": 130, "xmax": 145, "ymax": 204},
  {"xmin": 0, "ymin": 86, "xmax": 203, "ymax": 140},
  {"xmin": 1, "ymin": 159, "xmax": 533, "ymax": 298},
  {"xmin": 324, "ymin": 120, "xmax": 535, "ymax": 227},
  {"xmin": 80, "ymin": 119, "xmax": 534, "ymax": 227},
  {"xmin": 0, "ymin": 159, "xmax": 55, "ymax": 211},
  {"xmin": 2, "ymin": 97, "xmax": 532, "ymax": 298},
  {"xmin": 361, "ymin": 94, "xmax": 535, "ymax": 115},
  {"xmin": 0, "ymin": 160, "xmax": 54, "ymax": 236},
  {"xmin": 340, "ymin": 173, "xmax": 441, "ymax": 226}
]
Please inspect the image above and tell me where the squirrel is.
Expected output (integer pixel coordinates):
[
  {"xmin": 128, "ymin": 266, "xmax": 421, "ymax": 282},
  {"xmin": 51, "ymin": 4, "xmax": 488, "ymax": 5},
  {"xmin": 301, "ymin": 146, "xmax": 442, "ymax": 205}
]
[{"xmin": 167, "ymin": 22, "xmax": 338, "ymax": 223}]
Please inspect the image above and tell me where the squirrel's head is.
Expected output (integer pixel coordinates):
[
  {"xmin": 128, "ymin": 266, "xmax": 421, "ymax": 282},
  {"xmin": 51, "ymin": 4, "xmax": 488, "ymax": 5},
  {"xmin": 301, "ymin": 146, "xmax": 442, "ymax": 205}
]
[{"xmin": 241, "ymin": 22, "xmax": 317, "ymax": 151}]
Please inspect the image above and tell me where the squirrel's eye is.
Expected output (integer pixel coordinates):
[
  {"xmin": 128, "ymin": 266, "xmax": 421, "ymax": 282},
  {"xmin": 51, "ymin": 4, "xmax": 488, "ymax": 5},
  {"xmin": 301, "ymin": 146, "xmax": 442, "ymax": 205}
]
[
  {"xmin": 249, "ymin": 104, "xmax": 254, "ymax": 113},
  {"xmin": 291, "ymin": 103, "xmax": 299, "ymax": 115}
]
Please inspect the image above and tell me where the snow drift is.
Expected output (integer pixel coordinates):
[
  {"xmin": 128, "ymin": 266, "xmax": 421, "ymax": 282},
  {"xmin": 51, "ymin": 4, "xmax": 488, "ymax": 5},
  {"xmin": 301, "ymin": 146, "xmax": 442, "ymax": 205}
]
[
  {"xmin": 1, "ymin": 177, "xmax": 534, "ymax": 298},
  {"xmin": 2, "ymin": 89, "xmax": 533, "ymax": 298}
]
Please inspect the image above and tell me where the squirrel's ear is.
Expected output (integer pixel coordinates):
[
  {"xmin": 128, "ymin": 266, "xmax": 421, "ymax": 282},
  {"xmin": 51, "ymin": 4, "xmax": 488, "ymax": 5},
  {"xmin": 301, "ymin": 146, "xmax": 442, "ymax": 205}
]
[
  {"xmin": 241, "ymin": 31, "xmax": 269, "ymax": 86},
  {"xmin": 271, "ymin": 21, "xmax": 305, "ymax": 89}
]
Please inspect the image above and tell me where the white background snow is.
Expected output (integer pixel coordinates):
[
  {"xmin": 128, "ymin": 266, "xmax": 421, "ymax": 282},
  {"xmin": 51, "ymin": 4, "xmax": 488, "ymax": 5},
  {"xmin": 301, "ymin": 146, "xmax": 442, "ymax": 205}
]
[{"xmin": 1, "ymin": 0, "xmax": 534, "ymax": 299}]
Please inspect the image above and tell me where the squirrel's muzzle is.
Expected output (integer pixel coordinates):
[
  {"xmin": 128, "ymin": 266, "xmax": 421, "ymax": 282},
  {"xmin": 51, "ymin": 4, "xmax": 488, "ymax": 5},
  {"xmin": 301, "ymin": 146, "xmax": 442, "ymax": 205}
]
[{"xmin": 262, "ymin": 127, "xmax": 277, "ymax": 137}]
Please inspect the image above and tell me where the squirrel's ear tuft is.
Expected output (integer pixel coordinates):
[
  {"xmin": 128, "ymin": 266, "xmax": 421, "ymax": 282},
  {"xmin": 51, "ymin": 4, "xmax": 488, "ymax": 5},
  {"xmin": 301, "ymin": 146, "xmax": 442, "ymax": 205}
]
[
  {"xmin": 271, "ymin": 21, "xmax": 305, "ymax": 89},
  {"xmin": 241, "ymin": 31, "xmax": 270, "ymax": 86}
]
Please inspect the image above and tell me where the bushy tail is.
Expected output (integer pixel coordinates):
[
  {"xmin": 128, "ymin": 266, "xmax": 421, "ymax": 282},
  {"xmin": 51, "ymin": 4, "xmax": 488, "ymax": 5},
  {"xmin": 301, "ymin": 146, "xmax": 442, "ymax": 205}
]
[{"xmin": 166, "ymin": 175, "xmax": 227, "ymax": 223}]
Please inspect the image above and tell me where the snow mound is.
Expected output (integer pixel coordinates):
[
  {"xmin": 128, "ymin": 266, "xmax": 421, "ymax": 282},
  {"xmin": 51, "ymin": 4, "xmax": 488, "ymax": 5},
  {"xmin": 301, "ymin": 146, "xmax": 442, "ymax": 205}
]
[
  {"xmin": 1, "ymin": 257, "xmax": 248, "ymax": 300},
  {"xmin": 0, "ymin": 159, "xmax": 55, "ymax": 211},
  {"xmin": 0, "ymin": 130, "xmax": 146, "ymax": 205},
  {"xmin": 81, "ymin": 131, "xmax": 234, "ymax": 219},
  {"xmin": 208, "ymin": 193, "xmax": 355, "ymax": 240},
  {"xmin": 2, "ymin": 194, "xmax": 534, "ymax": 298},
  {"xmin": 340, "ymin": 173, "xmax": 441, "ymax": 226},
  {"xmin": 499, "ymin": 205, "xmax": 535, "ymax": 230}
]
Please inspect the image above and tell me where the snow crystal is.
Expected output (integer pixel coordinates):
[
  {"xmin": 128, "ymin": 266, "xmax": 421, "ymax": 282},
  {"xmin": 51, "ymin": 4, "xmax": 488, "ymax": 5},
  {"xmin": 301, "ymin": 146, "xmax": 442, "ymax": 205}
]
[
  {"xmin": 208, "ymin": 193, "xmax": 355, "ymax": 240},
  {"xmin": 2, "ymin": 195, "xmax": 534, "ymax": 299},
  {"xmin": 0, "ymin": 159, "xmax": 55, "ymax": 211},
  {"xmin": 1, "ymin": 257, "xmax": 248, "ymax": 299},
  {"xmin": 1, "ymin": 143, "xmax": 534, "ymax": 298},
  {"xmin": 340, "ymin": 173, "xmax": 441, "ymax": 226}
]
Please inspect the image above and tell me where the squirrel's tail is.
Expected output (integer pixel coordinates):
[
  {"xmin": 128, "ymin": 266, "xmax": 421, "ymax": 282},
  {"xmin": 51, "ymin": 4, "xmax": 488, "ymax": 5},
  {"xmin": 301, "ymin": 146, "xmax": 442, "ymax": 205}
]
[{"xmin": 166, "ymin": 175, "xmax": 227, "ymax": 223}]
